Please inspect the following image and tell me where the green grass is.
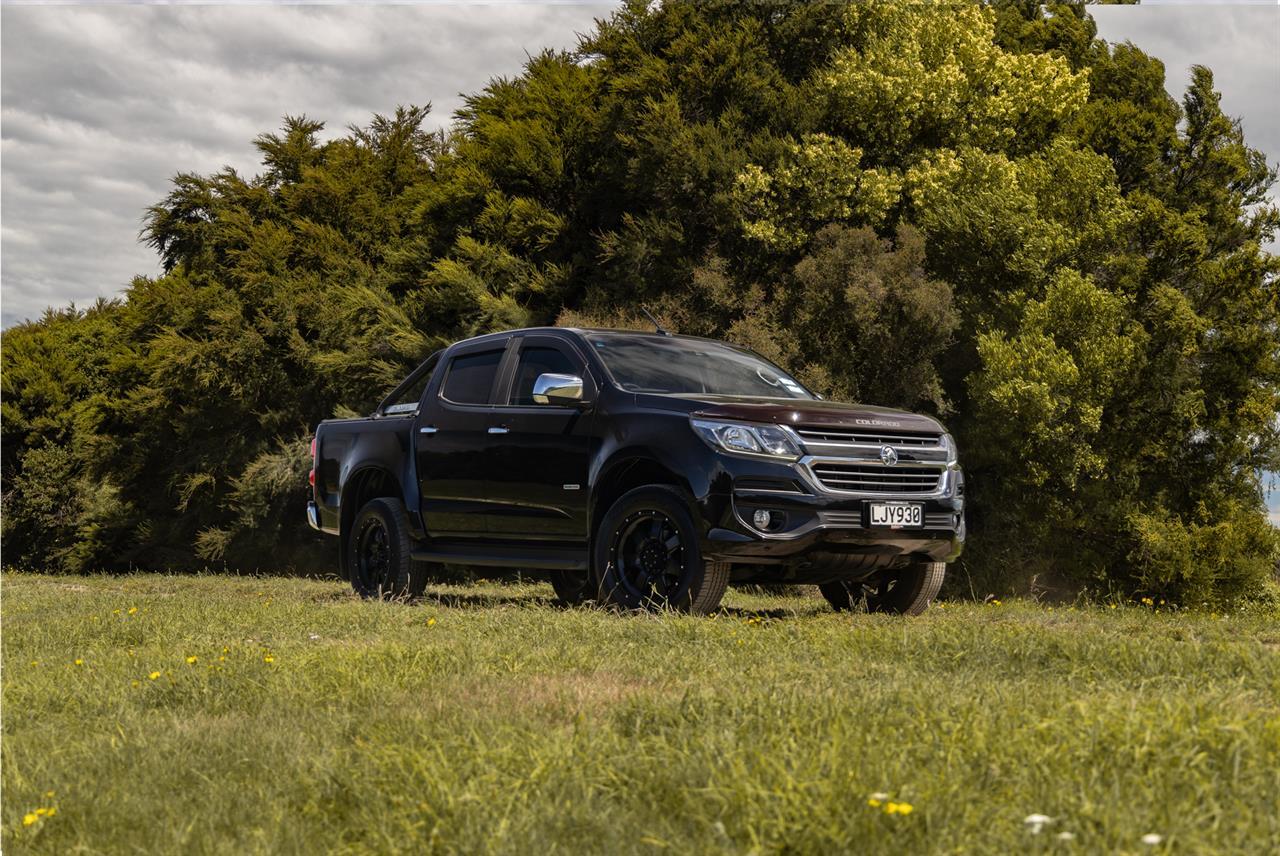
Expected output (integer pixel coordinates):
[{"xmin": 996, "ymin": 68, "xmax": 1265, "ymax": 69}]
[{"xmin": 3, "ymin": 574, "xmax": 1278, "ymax": 854}]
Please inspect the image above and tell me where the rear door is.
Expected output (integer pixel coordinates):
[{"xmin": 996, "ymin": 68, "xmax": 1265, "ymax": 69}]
[
  {"xmin": 483, "ymin": 335, "xmax": 596, "ymax": 541},
  {"xmin": 415, "ymin": 338, "xmax": 512, "ymax": 537}
]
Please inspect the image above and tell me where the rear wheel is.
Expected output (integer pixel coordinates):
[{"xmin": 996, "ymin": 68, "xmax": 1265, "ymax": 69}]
[
  {"xmin": 347, "ymin": 498, "xmax": 424, "ymax": 599},
  {"xmin": 595, "ymin": 486, "xmax": 729, "ymax": 614},
  {"xmin": 819, "ymin": 561, "xmax": 945, "ymax": 616},
  {"xmin": 549, "ymin": 569, "xmax": 593, "ymax": 606}
]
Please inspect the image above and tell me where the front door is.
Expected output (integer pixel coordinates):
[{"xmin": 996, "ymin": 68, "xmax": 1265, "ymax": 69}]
[
  {"xmin": 483, "ymin": 336, "xmax": 596, "ymax": 541},
  {"xmin": 415, "ymin": 341, "xmax": 510, "ymax": 537}
]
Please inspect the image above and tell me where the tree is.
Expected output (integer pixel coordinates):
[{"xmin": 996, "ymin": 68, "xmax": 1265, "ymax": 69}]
[{"xmin": 3, "ymin": 2, "xmax": 1275, "ymax": 605}]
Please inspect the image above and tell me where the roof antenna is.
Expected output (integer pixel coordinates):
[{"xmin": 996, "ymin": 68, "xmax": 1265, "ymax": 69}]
[{"xmin": 640, "ymin": 305, "xmax": 671, "ymax": 336}]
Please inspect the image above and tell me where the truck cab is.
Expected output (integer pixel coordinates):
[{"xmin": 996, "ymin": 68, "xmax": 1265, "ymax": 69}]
[{"xmin": 310, "ymin": 327, "xmax": 964, "ymax": 615}]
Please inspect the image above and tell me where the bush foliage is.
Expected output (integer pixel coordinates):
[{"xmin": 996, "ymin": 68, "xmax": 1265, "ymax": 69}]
[{"xmin": 3, "ymin": 2, "xmax": 1277, "ymax": 604}]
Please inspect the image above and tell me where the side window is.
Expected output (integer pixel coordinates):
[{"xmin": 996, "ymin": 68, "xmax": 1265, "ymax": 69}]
[
  {"xmin": 510, "ymin": 345, "xmax": 578, "ymax": 405},
  {"xmin": 441, "ymin": 349, "xmax": 504, "ymax": 405}
]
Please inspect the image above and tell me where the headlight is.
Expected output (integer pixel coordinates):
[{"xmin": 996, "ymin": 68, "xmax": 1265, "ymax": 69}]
[
  {"xmin": 690, "ymin": 418, "xmax": 802, "ymax": 461},
  {"xmin": 940, "ymin": 432, "xmax": 958, "ymax": 465}
]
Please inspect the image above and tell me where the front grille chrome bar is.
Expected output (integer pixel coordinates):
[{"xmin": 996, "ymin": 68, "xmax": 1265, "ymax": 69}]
[{"xmin": 797, "ymin": 455, "xmax": 954, "ymax": 499}]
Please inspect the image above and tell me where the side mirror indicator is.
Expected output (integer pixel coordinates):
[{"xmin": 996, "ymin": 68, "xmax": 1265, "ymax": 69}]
[{"xmin": 532, "ymin": 373, "xmax": 584, "ymax": 405}]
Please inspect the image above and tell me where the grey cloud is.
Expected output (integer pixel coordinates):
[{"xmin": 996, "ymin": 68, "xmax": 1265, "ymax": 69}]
[{"xmin": 1, "ymin": 3, "xmax": 614, "ymax": 327}]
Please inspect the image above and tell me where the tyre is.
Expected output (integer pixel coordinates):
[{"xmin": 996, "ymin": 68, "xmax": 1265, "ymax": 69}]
[
  {"xmin": 594, "ymin": 485, "xmax": 729, "ymax": 614},
  {"xmin": 818, "ymin": 561, "xmax": 945, "ymax": 616},
  {"xmin": 346, "ymin": 497, "xmax": 424, "ymax": 599},
  {"xmin": 548, "ymin": 569, "xmax": 593, "ymax": 606}
]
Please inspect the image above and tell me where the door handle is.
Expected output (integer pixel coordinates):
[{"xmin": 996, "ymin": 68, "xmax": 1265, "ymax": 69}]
[
  {"xmin": 419, "ymin": 426, "xmax": 438, "ymax": 435},
  {"xmin": 487, "ymin": 426, "xmax": 510, "ymax": 434}
]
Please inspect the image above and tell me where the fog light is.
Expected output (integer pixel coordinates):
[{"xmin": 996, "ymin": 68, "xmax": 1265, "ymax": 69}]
[{"xmin": 752, "ymin": 509, "xmax": 772, "ymax": 530}]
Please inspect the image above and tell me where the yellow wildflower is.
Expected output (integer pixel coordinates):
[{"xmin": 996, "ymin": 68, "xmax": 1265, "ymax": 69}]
[
  {"xmin": 263, "ymin": 654, "xmax": 275, "ymax": 663},
  {"xmin": 46, "ymin": 807, "xmax": 57, "ymax": 817},
  {"xmin": 128, "ymin": 606, "xmax": 138, "ymax": 615},
  {"xmin": 74, "ymin": 659, "xmax": 84, "ymax": 666},
  {"xmin": 148, "ymin": 671, "xmax": 161, "ymax": 680},
  {"xmin": 427, "ymin": 617, "xmax": 437, "ymax": 627},
  {"xmin": 132, "ymin": 680, "xmax": 141, "ymax": 688},
  {"xmin": 218, "ymin": 656, "xmax": 226, "ymax": 662},
  {"xmin": 22, "ymin": 813, "xmax": 37, "ymax": 827},
  {"xmin": 867, "ymin": 798, "xmax": 882, "ymax": 807},
  {"xmin": 44, "ymin": 791, "xmax": 54, "ymax": 798},
  {"xmin": 186, "ymin": 656, "xmax": 198, "ymax": 664}
]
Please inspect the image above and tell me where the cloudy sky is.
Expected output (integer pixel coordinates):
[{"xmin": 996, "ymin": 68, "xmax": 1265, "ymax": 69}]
[
  {"xmin": 0, "ymin": 2, "xmax": 614, "ymax": 329},
  {"xmin": 3, "ymin": 2, "xmax": 1276, "ymax": 328},
  {"xmin": 2, "ymin": 2, "xmax": 1278, "ymax": 517}
]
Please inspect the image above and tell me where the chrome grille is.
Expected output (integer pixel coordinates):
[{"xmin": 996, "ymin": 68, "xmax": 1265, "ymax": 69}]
[
  {"xmin": 796, "ymin": 427, "xmax": 941, "ymax": 447},
  {"xmin": 810, "ymin": 463, "xmax": 942, "ymax": 494}
]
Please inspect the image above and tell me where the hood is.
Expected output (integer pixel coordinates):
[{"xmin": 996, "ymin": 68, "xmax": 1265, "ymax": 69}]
[{"xmin": 636, "ymin": 393, "xmax": 945, "ymax": 434}]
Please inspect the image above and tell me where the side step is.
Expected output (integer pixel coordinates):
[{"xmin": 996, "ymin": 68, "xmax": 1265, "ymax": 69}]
[{"xmin": 410, "ymin": 542, "xmax": 588, "ymax": 571}]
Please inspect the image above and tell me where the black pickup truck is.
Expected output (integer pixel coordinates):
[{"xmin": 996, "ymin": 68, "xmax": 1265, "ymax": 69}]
[{"xmin": 309, "ymin": 327, "xmax": 964, "ymax": 615}]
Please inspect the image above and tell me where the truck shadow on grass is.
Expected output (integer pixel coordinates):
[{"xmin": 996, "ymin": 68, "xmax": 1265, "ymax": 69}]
[
  {"xmin": 717, "ymin": 605, "xmax": 821, "ymax": 621},
  {"xmin": 413, "ymin": 590, "xmax": 562, "ymax": 610},
  {"xmin": 408, "ymin": 591, "xmax": 815, "ymax": 620}
]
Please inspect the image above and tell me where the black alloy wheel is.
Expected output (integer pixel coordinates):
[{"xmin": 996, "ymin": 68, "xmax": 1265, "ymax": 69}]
[
  {"xmin": 357, "ymin": 516, "xmax": 392, "ymax": 592},
  {"xmin": 347, "ymin": 497, "xmax": 423, "ymax": 599},
  {"xmin": 594, "ymin": 485, "xmax": 730, "ymax": 614},
  {"xmin": 611, "ymin": 509, "xmax": 687, "ymax": 608}
]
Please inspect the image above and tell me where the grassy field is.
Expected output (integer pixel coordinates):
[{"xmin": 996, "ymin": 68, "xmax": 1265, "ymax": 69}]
[{"xmin": 2, "ymin": 573, "xmax": 1278, "ymax": 854}]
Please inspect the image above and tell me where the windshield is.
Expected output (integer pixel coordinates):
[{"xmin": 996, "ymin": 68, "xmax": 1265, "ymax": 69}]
[{"xmin": 586, "ymin": 333, "xmax": 813, "ymax": 399}]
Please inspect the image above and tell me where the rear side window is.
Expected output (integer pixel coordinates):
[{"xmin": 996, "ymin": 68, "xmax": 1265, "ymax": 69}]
[
  {"xmin": 382, "ymin": 353, "xmax": 439, "ymax": 415},
  {"xmin": 510, "ymin": 346, "xmax": 578, "ymax": 405},
  {"xmin": 441, "ymin": 349, "xmax": 503, "ymax": 404}
]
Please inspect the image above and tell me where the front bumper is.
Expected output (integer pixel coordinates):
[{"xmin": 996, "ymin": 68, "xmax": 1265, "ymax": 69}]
[{"xmin": 696, "ymin": 453, "xmax": 965, "ymax": 572}]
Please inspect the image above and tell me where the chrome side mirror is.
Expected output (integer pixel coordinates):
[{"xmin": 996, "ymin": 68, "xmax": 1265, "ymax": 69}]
[{"xmin": 532, "ymin": 373, "xmax": 584, "ymax": 405}]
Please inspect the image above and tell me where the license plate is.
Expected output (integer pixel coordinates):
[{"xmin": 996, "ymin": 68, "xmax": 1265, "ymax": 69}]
[{"xmin": 867, "ymin": 502, "xmax": 923, "ymax": 529}]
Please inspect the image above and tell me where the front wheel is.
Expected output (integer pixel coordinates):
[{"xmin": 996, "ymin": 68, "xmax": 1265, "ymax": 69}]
[
  {"xmin": 347, "ymin": 497, "xmax": 424, "ymax": 599},
  {"xmin": 595, "ymin": 486, "xmax": 729, "ymax": 614},
  {"xmin": 819, "ymin": 561, "xmax": 945, "ymax": 616}
]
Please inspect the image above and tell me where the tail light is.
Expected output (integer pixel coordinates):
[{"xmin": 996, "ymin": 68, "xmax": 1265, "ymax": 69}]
[
  {"xmin": 309, "ymin": 436, "xmax": 317, "ymax": 489},
  {"xmin": 310, "ymin": 436, "xmax": 317, "ymax": 458}
]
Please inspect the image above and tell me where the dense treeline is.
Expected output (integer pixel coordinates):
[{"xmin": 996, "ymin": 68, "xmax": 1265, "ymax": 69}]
[{"xmin": 3, "ymin": 2, "xmax": 1277, "ymax": 604}]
